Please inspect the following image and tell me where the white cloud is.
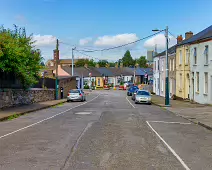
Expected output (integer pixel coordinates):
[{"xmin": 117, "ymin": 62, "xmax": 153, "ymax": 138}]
[
  {"xmin": 94, "ymin": 33, "xmax": 139, "ymax": 47},
  {"xmin": 79, "ymin": 37, "xmax": 92, "ymax": 46},
  {"xmin": 144, "ymin": 34, "xmax": 177, "ymax": 50},
  {"xmin": 33, "ymin": 35, "xmax": 57, "ymax": 47}
]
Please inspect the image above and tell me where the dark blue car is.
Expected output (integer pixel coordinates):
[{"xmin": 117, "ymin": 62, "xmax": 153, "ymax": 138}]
[{"xmin": 127, "ymin": 86, "xmax": 139, "ymax": 96}]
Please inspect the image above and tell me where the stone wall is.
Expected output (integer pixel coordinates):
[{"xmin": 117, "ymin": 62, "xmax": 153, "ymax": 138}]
[{"xmin": 0, "ymin": 89, "xmax": 55, "ymax": 109}]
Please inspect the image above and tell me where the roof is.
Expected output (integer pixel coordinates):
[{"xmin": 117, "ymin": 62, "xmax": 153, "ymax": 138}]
[
  {"xmin": 178, "ymin": 25, "xmax": 212, "ymax": 46},
  {"xmin": 125, "ymin": 67, "xmax": 146, "ymax": 76},
  {"xmin": 141, "ymin": 68, "xmax": 153, "ymax": 75},
  {"xmin": 62, "ymin": 66, "xmax": 101, "ymax": 77},
  {"xmin": 94, "ymin": 67, "xmax": 114, "ymax": 77},
  {"xmin": 154, "ymin": 45, "xmax": 177, "ymax": 58},
  {"xmin": 46, "ymin": 59, "xmax": 80, "ymax": 64}
]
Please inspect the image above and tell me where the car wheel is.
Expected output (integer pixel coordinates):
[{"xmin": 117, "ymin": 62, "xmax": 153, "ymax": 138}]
[
  {"xmin": 148, "ymin": 103, "xmax": 152, "ymax": 105},
  {"xmin": 135, "ymin": 101, "xmax": 138, "ymax": 104}
]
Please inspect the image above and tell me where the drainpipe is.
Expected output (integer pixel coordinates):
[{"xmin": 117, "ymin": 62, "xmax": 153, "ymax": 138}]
[{"xmin": 158, "ymin": 57, "xmax": 160, "ymax": 96}]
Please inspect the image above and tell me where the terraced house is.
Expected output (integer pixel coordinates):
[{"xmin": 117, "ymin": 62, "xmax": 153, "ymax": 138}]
[
  {"xmin": 176, "ymin": 31, "xmax": 194, "ymax": 99},
  {"xmin": 188, "ymin": 25, "xmax": 212, "ymax": 104}
]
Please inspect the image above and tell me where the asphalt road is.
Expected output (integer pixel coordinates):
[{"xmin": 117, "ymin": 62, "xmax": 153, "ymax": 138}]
[{"xmin": 0, "ymin": 91, "xmax": 212, "ymax": 170}]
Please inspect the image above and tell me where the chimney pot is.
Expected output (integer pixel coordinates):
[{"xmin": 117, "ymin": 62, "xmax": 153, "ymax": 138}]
[
  {"xmin": 185, "ymin": 31, "xmax": 193, "ymax": 40},
  {"xmin": 177, "ymin": 35, "xmax": 183, "ymax": 44}
]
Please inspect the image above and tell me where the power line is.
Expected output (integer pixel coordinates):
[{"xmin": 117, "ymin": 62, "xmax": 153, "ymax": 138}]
[
  {"xmin": 168, "ymin": 31, "xmax": 177, "ymax": 39},
  {"xmin": 74, "ymin": 50, "xmax": 105, "ymax": 61},
  {"xmin": 77, "ymin": 30, "xmax": 164, "ymax": 53}
]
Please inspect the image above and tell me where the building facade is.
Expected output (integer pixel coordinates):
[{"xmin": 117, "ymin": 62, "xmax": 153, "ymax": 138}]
[
  {"xmin": 190, "ymin": 40, "xmax": 212, "ymax": 104},
  {"xmin": 153, "ymin": 56, "xmax": 160, "ymax": 95}
]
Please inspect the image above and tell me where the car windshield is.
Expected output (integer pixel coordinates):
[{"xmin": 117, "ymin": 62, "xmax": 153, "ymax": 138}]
[
  {"xmin": 70, "ymin": 90, "xmax": 80, "ymax": 93},
  {"xmin": 137, "ymin": 91, "xmax": 150, "ymax": 96},
  {"xmin": 133, "ymin": 86, "xmax": 138, "ymax": 89}
]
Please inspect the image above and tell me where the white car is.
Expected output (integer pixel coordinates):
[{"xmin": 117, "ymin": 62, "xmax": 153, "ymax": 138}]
[{"xmin": 67, "ymin": 89, "xmax": 86, "ymax": 102}]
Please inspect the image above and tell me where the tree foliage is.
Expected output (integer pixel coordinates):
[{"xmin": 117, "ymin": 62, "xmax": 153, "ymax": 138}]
[
  {"xmin": 97, "ymin": 60, "xmax": 108, "ymax": 67},
  {"xmin": 122, "ymin": 50, "xmax": 134, "ymax": 67},
  {"xmin": 0, "ymin": 25, "xmax": 43, "ymax": 88},
  {"xmin": 136, "ymin": 56, "xmax": 147, "ymax": 68},
  {"xmin": 75, "ymin": 58, "xmax": 96, "ymax": 67}
]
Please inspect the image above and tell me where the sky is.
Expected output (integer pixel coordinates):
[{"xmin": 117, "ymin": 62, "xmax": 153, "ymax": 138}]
[{"xmin": 1, "ymin": 0, "xmax": 212, "ymax": 62}]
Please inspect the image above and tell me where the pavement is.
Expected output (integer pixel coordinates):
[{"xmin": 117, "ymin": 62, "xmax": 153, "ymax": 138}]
[
  {"xmin": 152, "ymin": 95, "xmax": 212, "ymax": 130},
  {"xmin": 0, "ymin": 90, "xmax": 92, "ymax": 121},
  {"xmin": 0, "ymin": 91, "xmax": 212, "ymax": 169}
]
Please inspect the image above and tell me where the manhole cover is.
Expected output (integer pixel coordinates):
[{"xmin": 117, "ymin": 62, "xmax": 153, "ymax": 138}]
[{"xmin": 75, "ymin": 112, "xmax": 92, "ymax": 115}]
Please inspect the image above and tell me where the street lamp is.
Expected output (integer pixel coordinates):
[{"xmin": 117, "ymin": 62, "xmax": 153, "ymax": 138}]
[
  {"xmin": 152, "ymin": 26, "xmax": 170, "ymax": 106},
  {"xmin": 72, "ymin": 47, "xmax": 76, "ymax": 76}
]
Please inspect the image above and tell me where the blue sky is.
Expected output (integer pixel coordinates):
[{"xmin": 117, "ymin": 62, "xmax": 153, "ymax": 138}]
[{"xmin": 1, "ymin": 0, "xmax": 212, "ymax": 62}]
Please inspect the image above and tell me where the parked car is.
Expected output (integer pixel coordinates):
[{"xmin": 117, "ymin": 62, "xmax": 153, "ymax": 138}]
[
  {"xmin": 134, "ymin": 90, "xmax": 151, "ymax": 105},
  {"xmin": 67, "ymin": 89, "xmax": 86, "ymax": 102},
  {"xmin": 127, "ymin": 86, "xmax": 139, "ymax": 96},
  {"xmin": 131, "ymin": 89, "xmax": 139, "ymax": 101}
]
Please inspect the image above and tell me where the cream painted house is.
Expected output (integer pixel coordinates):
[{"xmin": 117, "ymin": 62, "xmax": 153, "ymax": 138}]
[{"xmin": 176, "ymin": 32, "xmax": 193, "ymax": 99}]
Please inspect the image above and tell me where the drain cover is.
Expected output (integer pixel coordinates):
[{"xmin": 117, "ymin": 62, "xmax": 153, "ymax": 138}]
[{"xmin": 75, "ymin": 112, "xmax": 92, "ymax": 115}]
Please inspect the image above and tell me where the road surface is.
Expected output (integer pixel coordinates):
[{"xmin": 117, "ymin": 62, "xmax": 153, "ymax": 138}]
[{"xmin": 0, "ymin": 91, "xmax": 212, "ymax": 170}]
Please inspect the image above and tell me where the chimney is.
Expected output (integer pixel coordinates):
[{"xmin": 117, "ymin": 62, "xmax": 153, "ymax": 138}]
[
  {"xmin": 120, "ymin": 63, "xmax": 123, "ymax": 68},
  {"xmin": 177, "ymin": 35, "xmax": 183, "ymax": 44},
  {"xmin": 185, "ymin": 31, "xmax": 193, "ymax": 40},
  {"xmin": 115, "ymin": 63, "xmax": 118, "ymax": 68},
  {"xmin": 95, "ymin": 63, "xmax": 100, "ymax": 68},
  {"xmin": 84, "ymin": 63, "xmax": 88, "ymax": 68}
]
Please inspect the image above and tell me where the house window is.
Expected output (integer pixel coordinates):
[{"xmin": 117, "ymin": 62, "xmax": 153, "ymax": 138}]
[
  {"xmin": 161, "ymin": 60, "xmax": 164, "ymax": 71},
  {"xmin": 204, "ymin": 45, "xmax": 209, "ymax": 65},
  {"xmin": 196, "ymin": 72, "xmax": 199, "ymax": 92},
  {"xmin": 157, "ymin": 78, "xmax": 160, "ymax": 91},
  {"xmin": 204, "ymin": 72, "xmax": 208, "ymax": 94},
  {"xmin": 170, "ymin": 78, "xmax": 172, "ymax": 93},
  {"xmin": 173, "ymin": 59, "xmax": 175, "ymax": 71},
  {"xmin": 158, "ymin": 60, "xmax": 159, "ymax": 70},
  {"xmin": 98, "ymin": 78, "xmax": 100, "ymax": 86},
  {"xmin": 180, "ymin": 73, "xmax": 182, "ymax": 90},
  {"xmin": 194, "ymin": 47, "xmax": 197, "ymax": 64},
  {"xmin": 154, "ymin": 61, "xmax": 156, "ymax": 70},
  {"xmin": 185, "ymin": 49, "xmax": 189, "ymax": 65},
  {"xmin": 169, "ymin": 59, "xmax": 172, "ymax": 71},
  {"xmin": 179, "ymin": 50, "xmax": 182, "ymax": 65}
]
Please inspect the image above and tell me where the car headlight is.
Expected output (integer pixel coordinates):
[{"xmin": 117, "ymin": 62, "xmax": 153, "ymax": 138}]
[{"xmin": 148, "ymin": 97, "xmax": 151, "ymax": 101}]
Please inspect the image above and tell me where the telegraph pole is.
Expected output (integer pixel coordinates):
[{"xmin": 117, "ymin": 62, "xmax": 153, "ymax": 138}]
[
  {"xmin": 72, "ymin": 47, "xmax": 76, "ymax": 76},
  {"xmin": 54, "ymin": 39, "xmax": 59, "ymax": 100},
  {"xmin": 165, "ymin": 26, "xmax": 170, "ymax": 106}
]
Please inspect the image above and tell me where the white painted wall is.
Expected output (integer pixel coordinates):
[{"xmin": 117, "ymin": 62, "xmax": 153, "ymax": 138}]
[
  {"xmin": 153, "ymin": 56, "xmax": 160, "ymax": 95},
  {"xmin": 190, "ymin": 40, "xmax": 212, "ymax": 104}
]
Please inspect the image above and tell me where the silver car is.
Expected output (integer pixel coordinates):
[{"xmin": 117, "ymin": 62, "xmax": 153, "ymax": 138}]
[
  {"xmin": 67, "ymin": 89, "xmax": 86, "ymax": 102},
  {"xmin": 134, "ymin": 90, "xmax": 152, "ymax": 105}
]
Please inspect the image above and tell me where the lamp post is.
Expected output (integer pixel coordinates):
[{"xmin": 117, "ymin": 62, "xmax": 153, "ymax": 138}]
[
  {"xmin": 72, "ymin": 47, "xmax": 76, "ymax": 76},
  {"xmin": 152, "ymin": 26, "xmax": 170, "ymax": 106}
]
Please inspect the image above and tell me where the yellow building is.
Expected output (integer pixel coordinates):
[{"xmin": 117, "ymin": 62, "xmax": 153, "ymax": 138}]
[
  {"xmin": 176, "ymin": 32, "xmax": 193, "ymax": 99},
  {"xmin": 95, "ymin": 77, "xmax": 104, "ymax": 88}
]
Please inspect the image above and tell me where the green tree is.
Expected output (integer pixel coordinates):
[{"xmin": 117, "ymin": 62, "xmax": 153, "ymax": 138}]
[
  {"xmin": 0, "ymin": 25, "xmax": 43, "ymax": 88},
  {"xmin": 122, "ymin": 50, "xmax": 134, "ymax": 67},
  {"xmin": 98, "ymin": 60, "xmax": 108, "ymax": 67},
  {"xmin": 109, "ymin": 62, "xmax": 115, "ymax": 67},
  {"xmin": 75, "ymin": 59, "xmax": 96, "ymax": 67},
  {"xmin": 137, "ymin": 56, "xmax": 147, "ymax": 68},
  {"xmin": 88, "ymin": 59, "xmax": 96, "ymax": 67}
]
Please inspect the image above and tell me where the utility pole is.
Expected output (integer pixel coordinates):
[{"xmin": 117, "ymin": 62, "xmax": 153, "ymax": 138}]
[
  {"xmin": 165, "ymin": 26, "xmax": 170, "ymax": 106},
  {"xmin": 72, "ymin": 47, "xmax": 76, "ymax": 76},
  {"xmin": 54, "ymin": 39, "xmax": 59, "ymax": 100},
  {"xmin": 133, "ymin": 65, "xmax": 136, "ymax": 84}
]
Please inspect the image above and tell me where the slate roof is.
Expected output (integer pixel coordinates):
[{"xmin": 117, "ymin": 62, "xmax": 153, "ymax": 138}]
[
  {"xmin": 154, "ymin": 45, "xmax": 177, "ymax": 58},
  {"xmin": 178, "ymin": 25, "xmax": 212, "ymax": 46},
  {"xmin": 94, "ymin": 67, "xmax": 114, "ymax": 77}
]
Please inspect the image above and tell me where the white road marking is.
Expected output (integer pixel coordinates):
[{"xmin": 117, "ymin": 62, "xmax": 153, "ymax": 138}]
[
  {"xmin": 148, "ymin": 121, "xmax": 191, "ymax": 125},
  {"xmin": 75, "ymin": 112, "xmax": 92, "ymax": 115},
  {"xmin": 146, "ymin": 121, "xmax": 191, "ymax": 170},
  {"xmin": 126, "ymin": 97, "xmax": 135, "ymax": 108},
  {"xmin": 0, "ymin": 94, "xmax": 100, "ymax": 140}
]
